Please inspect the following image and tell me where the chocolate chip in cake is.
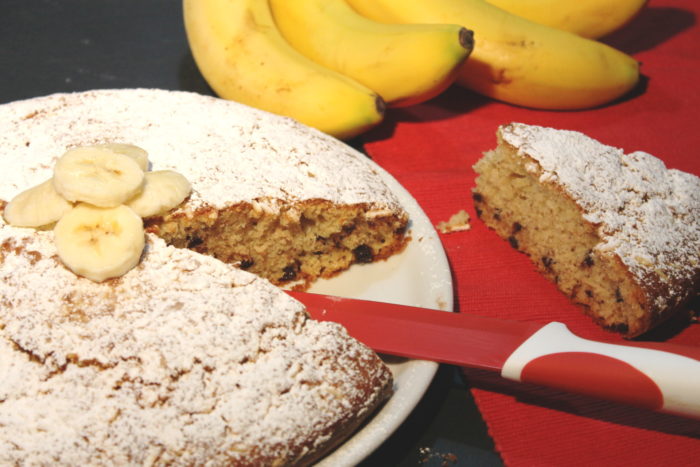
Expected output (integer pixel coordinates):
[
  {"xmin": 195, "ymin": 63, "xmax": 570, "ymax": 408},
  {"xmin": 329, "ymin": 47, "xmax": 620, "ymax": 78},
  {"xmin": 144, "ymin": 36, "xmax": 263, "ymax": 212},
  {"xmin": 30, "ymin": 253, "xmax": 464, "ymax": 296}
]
[
  {"xmin": 239, "ymin": 258, "xmax": 254, "ymax": 270},
  {"xmin": 187, "ymin": 236, "xmax": 204, "ymax": 248},
  {"xmin": 281, "ymin": 263, "xmax": 299, "ymax": 281},
  {"xmin": 512, "ymin": 222, "xmax": 522, "ymax": 233},
  {"xmin": 507, "ymin": 236, "xmax": 519, "ymax": 249},
  {"xmin": 581, "ymin": 251, "xmax": 595, "ymax": 267},
  {"xmin": 608, "ymin": 322, "xmax": 629, "ymax": 334},
  {"xmin": 472, "ymin": 191, "xmax": 483, "ymax": 202},
  {"xmin": 541, "ymin": 256, "xmax": 554, "ymax": 270},
  {"xmin": 352, "ymin": 244, "xmax": 373, "ymax": 263},
  {"xmin": 615, "ymin": 287, "xmax": 625, "ymax": 303}
]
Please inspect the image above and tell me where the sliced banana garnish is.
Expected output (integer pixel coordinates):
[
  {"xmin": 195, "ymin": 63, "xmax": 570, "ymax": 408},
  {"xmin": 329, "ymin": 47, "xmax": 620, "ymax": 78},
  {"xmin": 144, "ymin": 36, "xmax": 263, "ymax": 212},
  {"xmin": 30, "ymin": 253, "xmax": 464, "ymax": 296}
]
[
  {"xmin": 126, "ymin": 170, "xmax": 192, "ymax": 218},
  {"xmin": 6, "ymin": 143, "xmax": 190, "ymax": 282},
  {"xmin": 94, "ymin": 143, "xmax": 149, "ymax": 171},
  {"xmin": 3, "ymin": 178, "xmax": 74, "ymax": 227},
  {"xmin": 53, "ymin": 146, "xmax": 145, "ymax": 207},
  {"xmin": 54, "ymin": 203, "xmax": 145, "ymax": 283}
]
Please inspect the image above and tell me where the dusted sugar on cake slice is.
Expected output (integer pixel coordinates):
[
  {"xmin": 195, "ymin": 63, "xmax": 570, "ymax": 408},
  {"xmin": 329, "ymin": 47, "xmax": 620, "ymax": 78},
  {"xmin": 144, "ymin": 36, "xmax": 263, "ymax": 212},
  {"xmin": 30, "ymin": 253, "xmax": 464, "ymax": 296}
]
[
  {"xmin": 0, "ymin": 226, "xmax": 392, "ymax": 465},
  {"xmin": 0, "ymin": 89, "xmax": 409, "ymax": 290},
  {"xmin": 472, "ymin": 123, "xmax": 700, "ymax": 337}
]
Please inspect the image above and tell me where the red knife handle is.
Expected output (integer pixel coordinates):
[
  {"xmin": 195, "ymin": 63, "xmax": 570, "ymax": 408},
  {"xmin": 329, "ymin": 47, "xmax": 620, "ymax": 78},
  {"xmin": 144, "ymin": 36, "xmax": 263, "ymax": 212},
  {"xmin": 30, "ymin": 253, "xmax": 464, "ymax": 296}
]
[{"xmin": 501, "ymin": 322, "xmax": 700, "ymax": 419}]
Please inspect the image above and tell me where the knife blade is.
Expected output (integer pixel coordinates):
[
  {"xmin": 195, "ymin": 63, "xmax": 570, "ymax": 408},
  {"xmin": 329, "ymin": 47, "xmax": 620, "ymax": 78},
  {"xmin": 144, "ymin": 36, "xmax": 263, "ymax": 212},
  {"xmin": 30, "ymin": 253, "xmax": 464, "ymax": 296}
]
[{"xmin": 288, "ymin": 291, "xmax": 700, "ymax": 420}]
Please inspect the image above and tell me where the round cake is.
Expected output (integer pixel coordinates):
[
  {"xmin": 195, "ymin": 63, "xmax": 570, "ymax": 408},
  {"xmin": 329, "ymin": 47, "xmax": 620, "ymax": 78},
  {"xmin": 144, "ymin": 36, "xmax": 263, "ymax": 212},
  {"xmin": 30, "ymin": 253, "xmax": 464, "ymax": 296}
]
[
  {"xmin": 0, "ymin": 89, "xmax": 405, "ymax": 465},
  {"xmin": 0, "ymin": 88, "xmax": 409, "ymax": 290}
]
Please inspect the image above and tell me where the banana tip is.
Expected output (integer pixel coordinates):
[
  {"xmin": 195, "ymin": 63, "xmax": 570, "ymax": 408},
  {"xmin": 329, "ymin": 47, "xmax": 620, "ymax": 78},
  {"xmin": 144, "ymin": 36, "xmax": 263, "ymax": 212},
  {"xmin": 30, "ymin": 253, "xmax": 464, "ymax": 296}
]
[
  {"xmin": 459, "ymin": 27, "xmax": 475, "ymax": 52},
  {"xmin": 375, "ymin": 95, "xmax": 386, "ymax": 116}
]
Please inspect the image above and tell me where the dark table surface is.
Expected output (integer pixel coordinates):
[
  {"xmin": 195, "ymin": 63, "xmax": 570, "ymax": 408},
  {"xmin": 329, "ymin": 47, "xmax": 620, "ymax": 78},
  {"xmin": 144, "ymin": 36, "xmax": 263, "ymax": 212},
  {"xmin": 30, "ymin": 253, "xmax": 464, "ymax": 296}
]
[{"xmin": 1, "ymin": 1, "xmax": 503, "ymax": 465}]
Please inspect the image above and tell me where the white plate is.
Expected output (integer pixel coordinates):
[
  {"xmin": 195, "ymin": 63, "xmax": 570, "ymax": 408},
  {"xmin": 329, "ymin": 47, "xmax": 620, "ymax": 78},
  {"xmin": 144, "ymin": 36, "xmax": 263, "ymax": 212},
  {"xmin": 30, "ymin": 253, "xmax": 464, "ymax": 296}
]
[{"xmin": 309, "ymin": 164, "xmax": 454, "ymax": 466}]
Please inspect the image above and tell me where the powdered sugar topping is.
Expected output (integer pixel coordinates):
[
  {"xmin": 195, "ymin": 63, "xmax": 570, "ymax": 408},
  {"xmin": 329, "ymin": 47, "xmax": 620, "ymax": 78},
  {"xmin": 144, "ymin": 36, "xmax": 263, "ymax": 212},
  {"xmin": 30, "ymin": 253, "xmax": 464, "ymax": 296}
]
[
  {"xmin": 0, "ymin": 224, "xmax": 389, "ymax": 464},
  {"xmin": 0, "ymin": 89, "xmax": 403, "ymax": 214}
]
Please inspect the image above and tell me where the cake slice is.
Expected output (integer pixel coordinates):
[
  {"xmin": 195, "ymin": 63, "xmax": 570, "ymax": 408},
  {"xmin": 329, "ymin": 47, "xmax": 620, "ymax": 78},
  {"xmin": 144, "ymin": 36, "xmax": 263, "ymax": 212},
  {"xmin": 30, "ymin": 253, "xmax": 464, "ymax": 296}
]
[{"xmin": 473, "ymin": 123, "xmax": 700, "ymax": 337}]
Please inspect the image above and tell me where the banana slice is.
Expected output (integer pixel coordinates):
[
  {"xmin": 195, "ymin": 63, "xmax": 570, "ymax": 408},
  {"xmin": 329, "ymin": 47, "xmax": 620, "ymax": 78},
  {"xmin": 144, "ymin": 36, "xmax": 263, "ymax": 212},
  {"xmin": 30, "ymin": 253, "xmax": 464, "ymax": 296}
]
[
  {"xmin": 54, "ymin": 204, "xmax": 145, "ymax": 282},
  {"xmin": 53, "ymin": 147, "xmax": 145, "ymax": 207},
  {"xmin": 94, "ymin": 143, "xmax": 150, "ymax": 171},
  {"xmin": 3, "ymin": 178, "xmax": 74, "ymax": 227},
  {"xmin": 126, "ymin": 170, "xmax": 192, "ymax": 218}
]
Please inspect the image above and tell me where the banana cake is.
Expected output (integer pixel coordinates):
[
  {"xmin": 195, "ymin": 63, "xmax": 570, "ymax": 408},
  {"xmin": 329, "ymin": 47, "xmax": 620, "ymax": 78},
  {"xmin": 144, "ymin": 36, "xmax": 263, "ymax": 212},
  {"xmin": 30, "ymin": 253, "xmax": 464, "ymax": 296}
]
[
  {"xmin": 0, "ymin": 89, "xmax": 409, "ymax": 290},
  {"xmin": 472, "ymin": 123, "xmax": 700, "ymax": 337},
  {"xmin": 0, "ymin": 89, "xmax": 408, "ymax": 464}
]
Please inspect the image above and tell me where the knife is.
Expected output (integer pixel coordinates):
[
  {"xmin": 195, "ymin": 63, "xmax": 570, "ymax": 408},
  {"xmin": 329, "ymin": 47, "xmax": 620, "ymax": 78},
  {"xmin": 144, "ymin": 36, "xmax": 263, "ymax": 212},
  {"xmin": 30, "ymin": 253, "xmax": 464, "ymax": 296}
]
[{"xmin": 287, "ymin": 291, "xmax": 700, "ymax": 420}]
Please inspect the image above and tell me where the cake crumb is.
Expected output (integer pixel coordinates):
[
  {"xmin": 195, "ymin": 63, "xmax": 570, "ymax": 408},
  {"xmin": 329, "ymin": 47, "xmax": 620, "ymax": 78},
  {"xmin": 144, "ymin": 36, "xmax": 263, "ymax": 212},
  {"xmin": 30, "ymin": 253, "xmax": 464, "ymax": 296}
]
[
  {"xmin": 690, "ymin": 298, "xmax": 699, "ymax": 324},
  {"xmin": 437, "ymin": 210, "xmax": 471, "ymax": 234},
  {"xmin": 418, "ymin": 446, "xmax": 459, "ymax": 466}
]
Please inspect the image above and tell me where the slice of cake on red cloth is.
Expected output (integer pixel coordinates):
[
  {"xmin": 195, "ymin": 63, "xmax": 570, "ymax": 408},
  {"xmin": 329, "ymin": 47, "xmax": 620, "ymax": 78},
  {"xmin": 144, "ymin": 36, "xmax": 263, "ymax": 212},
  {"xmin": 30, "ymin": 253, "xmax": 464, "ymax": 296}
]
[{"xmin": 473, "ymin": 122, "xmax": 700, "ymax": 337}]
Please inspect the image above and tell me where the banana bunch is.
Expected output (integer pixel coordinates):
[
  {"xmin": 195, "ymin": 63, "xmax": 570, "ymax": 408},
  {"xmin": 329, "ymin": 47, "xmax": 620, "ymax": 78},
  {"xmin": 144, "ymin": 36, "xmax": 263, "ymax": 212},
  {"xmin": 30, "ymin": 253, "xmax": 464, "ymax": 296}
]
[
  {"xmin": 3, "ymin": 144, "xmax": 191, "ymax": 282},
  {"xmin": 346, "ymin": 0, "xmax": 642, "ymax": 110},
  {"xmin": 182, "ymin": 0, "xmax": 473, "ymax": 139},
  {"xmin": 268, "ymin": 0, "xmax": 473, "ymax": 107}
]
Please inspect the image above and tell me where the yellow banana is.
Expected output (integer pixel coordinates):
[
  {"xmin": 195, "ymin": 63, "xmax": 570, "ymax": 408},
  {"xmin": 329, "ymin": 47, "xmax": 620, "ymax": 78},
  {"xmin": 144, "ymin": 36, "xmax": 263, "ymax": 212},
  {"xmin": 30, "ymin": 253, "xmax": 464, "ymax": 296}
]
[
  {"xmin": 182, "ymin": 0, "xmax": 384, "ymax": 140},
  {"xmin": 484, "ymin": 0, "xmax": 648, "ymax": 39},
  {"xmin": 347, "ymin": 0, "xmax": 640, "ymax": 110},
  {"xmin": 269, "ymin": 0, "xmax": 473, "ymax": 107}
]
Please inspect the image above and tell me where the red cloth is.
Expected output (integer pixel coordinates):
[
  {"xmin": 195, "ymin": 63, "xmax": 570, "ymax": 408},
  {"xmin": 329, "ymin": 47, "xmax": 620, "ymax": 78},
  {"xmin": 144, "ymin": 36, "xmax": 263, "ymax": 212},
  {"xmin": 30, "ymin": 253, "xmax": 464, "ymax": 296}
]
[{"xmin": 359, "ymin": 0, "xmax": 700, "ymax": 465}]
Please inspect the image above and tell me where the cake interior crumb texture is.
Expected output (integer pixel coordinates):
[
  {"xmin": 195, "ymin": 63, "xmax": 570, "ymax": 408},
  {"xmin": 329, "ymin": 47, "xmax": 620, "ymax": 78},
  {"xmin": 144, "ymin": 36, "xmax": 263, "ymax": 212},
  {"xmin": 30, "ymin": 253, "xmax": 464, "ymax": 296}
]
[
  {"xmin": 149, "ymin": 198, "xmax": 408, "ymax": 290},
  {"xmin": 473, "ymin": 123, "xmax": 700, "ymax": 337}
]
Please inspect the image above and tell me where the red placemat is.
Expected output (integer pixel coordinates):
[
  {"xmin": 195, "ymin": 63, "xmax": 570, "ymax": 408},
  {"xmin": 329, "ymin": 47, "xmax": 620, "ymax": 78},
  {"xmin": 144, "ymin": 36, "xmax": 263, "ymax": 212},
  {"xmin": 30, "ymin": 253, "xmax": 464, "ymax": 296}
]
[{"xmin": 359, "ymin": 0, "xmax": 700, "ymax": 465}]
